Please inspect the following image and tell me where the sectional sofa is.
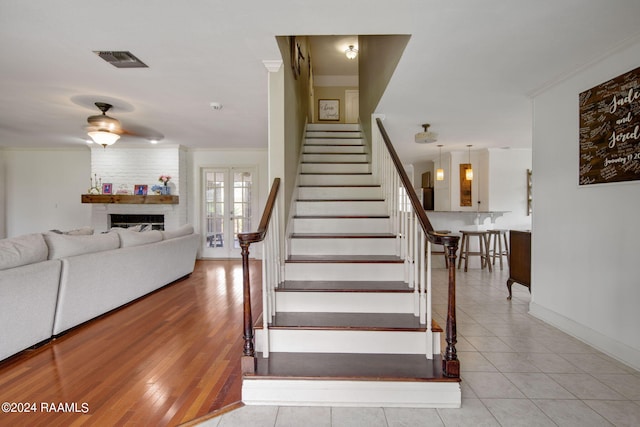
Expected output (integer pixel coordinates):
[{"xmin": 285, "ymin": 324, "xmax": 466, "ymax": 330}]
[{"xmin": 0, "ymin": 225, "xmax": 199, "ymax": 362}]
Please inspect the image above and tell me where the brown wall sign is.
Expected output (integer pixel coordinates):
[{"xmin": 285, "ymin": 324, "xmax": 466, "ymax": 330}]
[{"xmin": 579, "ymin": 65, "xmax": 640, "ymax": 185}]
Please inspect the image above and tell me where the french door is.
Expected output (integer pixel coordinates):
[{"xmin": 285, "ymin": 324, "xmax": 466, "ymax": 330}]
[{"xmin": 201, "ymin": 167, "xmax": 255, "ymax": 258}]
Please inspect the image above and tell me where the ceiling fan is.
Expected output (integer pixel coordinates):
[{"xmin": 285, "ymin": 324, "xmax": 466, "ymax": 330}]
[
  {"xmin": 86, "ymin": 102, "xmax": 123, "ymax": 147},
  {"xmin": 86, "ymin": 102, "xmax": 163, "ymax": 147}
]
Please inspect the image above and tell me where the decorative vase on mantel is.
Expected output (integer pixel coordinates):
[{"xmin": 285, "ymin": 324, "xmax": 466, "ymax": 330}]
[{"xmin": 162, "ymin": 183, "xmax": 171, "ymax": 195}]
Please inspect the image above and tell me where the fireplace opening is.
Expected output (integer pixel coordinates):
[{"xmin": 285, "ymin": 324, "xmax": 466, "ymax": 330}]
[{"xmin": 109, "ymin": 214, "xmax": 165, "ymax": 230}]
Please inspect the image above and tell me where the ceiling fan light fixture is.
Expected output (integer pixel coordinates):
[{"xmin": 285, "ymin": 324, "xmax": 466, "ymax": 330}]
[
  {"xmin": 415, "ymin": 123, "xmax": 438, "ymax": 144},
  {"xmin": 345, "ymin": 45, "xmax": 358, "ymax": 59},
  {"xmin": 88, "ymin": 130, "xmax": 120, "ymax": 147}
]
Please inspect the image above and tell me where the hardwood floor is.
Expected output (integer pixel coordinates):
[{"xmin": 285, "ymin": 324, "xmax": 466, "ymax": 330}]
[{"xmin": 0, "ymin": 259, "xmax": 262, "ymax": 426}]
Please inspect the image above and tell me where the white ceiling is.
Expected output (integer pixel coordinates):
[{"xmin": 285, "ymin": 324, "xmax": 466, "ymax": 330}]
[{"xmin": 1, "ymin": 1, "xmax": 640, "ymax": 162}]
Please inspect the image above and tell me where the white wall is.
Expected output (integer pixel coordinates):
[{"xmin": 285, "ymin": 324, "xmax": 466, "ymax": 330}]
[
  {"xmin": 0, "ymin": 150, "xmax": 6, "ymax": 238},
  {"xmin": 3, "ymin": 148, "xmax": 92, "ymax": 237},
  {"xmin": 188, "ymin": 148, "xmax": 268, "ymax": 257},
  {"xmin": 488, "ymin": 148, "xmax": 532, "ymax": 230},
  {"xmin": 530, "ymin": 40, "xmax": 640, "ymax": 370}
]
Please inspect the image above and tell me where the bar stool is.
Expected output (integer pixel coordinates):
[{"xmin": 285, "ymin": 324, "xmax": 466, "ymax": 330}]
[
  {"xmin": 488, "ymin": 229, "xmax": 510, "ymax": 270},
  {"xmin": 457, "ymin": 230, "xmax": 491, "ymax": 272},
  {"xmin": 429, "ymin": 230, "xmax": 451, "ymax": 268}
]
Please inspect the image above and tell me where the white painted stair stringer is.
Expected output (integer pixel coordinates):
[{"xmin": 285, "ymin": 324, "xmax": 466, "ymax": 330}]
[
  {"xmin": 242, "ymin": 380, "xmax": 461, "ymax": 408},
  {"xmin": 291, "ymin": 217, "xmax": 391, "ymax": 234},
  {"xmin": 255, "ymin": 329, "xmax": 440, "ymax": 355},
  {"xmin": 285, "ymin": 262, "xmax": 403, "ymax": 281},
  {"xmin": 274, "ymin": 291, "xmax": 413, "ymax": 313},
  {"xmin": 289, "ymin": 237, "xmax": 396, "ymax": 256}
]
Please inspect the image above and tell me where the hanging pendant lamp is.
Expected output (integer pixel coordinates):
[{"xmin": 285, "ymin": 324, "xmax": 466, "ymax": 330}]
[
  {"xmin": 436, "ymin": 145, "xmax": 444, "ymax": 181},
  {"xmin": 465, "ymin": 145, "xmax": 473, "ymax": 181}
]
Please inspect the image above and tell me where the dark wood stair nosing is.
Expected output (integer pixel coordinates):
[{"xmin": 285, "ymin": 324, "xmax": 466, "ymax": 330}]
[
  {"xmin": 289, "ymin": 233, "xmax": 396, "ymax": 239},
  {"xmin": 293, "ymin": 215, "xmax": 390, "ymax": 219}
]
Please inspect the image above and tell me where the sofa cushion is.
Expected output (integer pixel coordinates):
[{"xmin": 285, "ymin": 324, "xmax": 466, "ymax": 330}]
[
  {"xmin": 161, "ymin": 224, "xmax": 194, "ymax": 240},
  {"xmin": 115, "ymin": 229, "xmax": 163, "ymax": 248},
  {"xmin": 44, "ymin": 232, "xmax": 120, "ymax": 260},
  {"xmin": 0, "ymin": 233, "xmax": 49, "ymax": 270}
]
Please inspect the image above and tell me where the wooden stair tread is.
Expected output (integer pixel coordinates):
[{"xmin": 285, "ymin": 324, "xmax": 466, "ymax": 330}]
[
  {"xmin": 301, "ymin": 161, "xmax": 369, "ymax": 164},
  {"xmin": 300, "ymin": 172, "xmax": 372, "ymax": 175},
  {"xmin": 290, "ymin": 233, "xmax": 396, "ymax": 239},
  {"xmin": 277, "ymin": 280, "xmax": 411, "ymax": 292},
  {"xmin": 265, "ymin": 312, "xmax": 442, "ymax": 332},
  {"xmin": 302, "ymin": 152, "xmax": 367, "ymax": 155},
  {"xmin": 286, "ymin": 255, "xmax": 403, "ymax": 263},
  {"xmin": 296, "ymin": 198, "xmax": 384, "ymax": 202},
  {"xmin": 297, "ymin": 185, "xmax": 380, "ymax": 188},
  {"xmin": 252, "ymin": 352, "xmax": 458, "ymax": 382},
  {"xmin": 294, "ymin": 215, "xmax": 389, "ymax": 219}
]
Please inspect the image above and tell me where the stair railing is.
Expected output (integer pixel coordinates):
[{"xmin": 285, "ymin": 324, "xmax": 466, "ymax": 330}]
[
  {"xmin": 237, "ymin": 177, "xmax": 281, "ymax": 375},
  {"xmin": 373, "ymin": 118, "xmax": 460, "ymax": 378}
]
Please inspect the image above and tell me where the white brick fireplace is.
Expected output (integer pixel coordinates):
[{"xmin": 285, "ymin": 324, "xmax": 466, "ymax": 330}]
[{"xmin": 89, "ymin": 146, "xmax": 188, "ymax": 232}]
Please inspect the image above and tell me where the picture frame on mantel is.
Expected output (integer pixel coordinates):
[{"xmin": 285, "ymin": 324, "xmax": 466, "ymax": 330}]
[
  {"xmin": 134, "ymin": 185, "xmax": 148, "ymax": 196},
  {"xmin": 102, "ymin": 183, "xmax": 112, "ymax": 195},
  {"xmin": 318, "ymin": 99, "xmax": 340, "ymax": 121}
]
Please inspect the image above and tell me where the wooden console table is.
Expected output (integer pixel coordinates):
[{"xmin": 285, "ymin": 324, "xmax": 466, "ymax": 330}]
[
  {"xmin": 81, "ymin": 194, "xmax": 179, "ymax": 204},
  {"xmin": 507, "ymin": 230, "xmax": 531, "ymax": 300}
]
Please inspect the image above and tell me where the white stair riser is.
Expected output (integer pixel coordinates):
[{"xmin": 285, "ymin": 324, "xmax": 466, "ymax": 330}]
[
  {"xmin": 304, "ymin": 145, "xmax": 365, "ymax": 154},
  {"xmin": 289, "ymin": 238, "xmax": 396, "ymax": 256},
  {"xmin": 292, "ymin": 217, "xmax": 391, "ymax": 234},
  {"xmin": 306, "ymin": 131, "xmax": 362, "ymax": 138},
  {"xmin": 302, "ymin": 153, "xmax": 368, "ymax": 163},
  {"xmin": 301, "ymin": 163, "xmax": 370, "ymax": 174},
  {"xmin": 299, "ymin": 174, "xmax": 375, "ymax": 186},
  {"xmin": 256, "ymin": 329, "xmax": 435, "ymax": 354},
  {"xmin": 306, "ymin": 123, "xmax": 361, "ymax": 131},
  {"xmin": 275, "ymin": 292, "xmax": 413, "ymax": 313},
  {"xmin": 297, "ymin": 186, "xmax": 381, "ymax": 199},
  {"xmin": 242, "ymin": 380, "xmax": 461, "ymax": 408},
  {"xmin": 285, "ymin": 262, "xmax": 403, "ymax": 281},
  {"xmin": 305, "ymin": 138, "xmax": 364, "ymax": 145},
  {"xmin": 296, "ymin": 201, "xmax": 387, "ymax": 216}
]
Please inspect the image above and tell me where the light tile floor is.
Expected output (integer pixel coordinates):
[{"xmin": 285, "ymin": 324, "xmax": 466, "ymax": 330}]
[{"xmin": 198, "ymin": 267, "xmax": 640, "ymax": 426}]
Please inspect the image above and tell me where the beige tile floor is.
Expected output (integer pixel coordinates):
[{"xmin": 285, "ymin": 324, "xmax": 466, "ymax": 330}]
[{"xmin": 199, "ymin": 267, "xmax": 640, "ymax": 426}]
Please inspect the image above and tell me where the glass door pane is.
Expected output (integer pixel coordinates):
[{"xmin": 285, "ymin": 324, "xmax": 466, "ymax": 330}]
[
  {"xmin": 232, "ymin": 171, "xmax": 253, "ymax": 249},
  {"xmin": 204, "ymin": 171, "xmax": 226, "ymax": 251},
  {"xmin": 201, "ymin": 167, "xmax": 256, "ymax": 258}
]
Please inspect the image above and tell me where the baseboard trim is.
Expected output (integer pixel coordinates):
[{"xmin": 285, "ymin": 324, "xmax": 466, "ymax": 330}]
[{"xmin": 529, "ymin": 302, "xmax": 640, "ymax": 371}]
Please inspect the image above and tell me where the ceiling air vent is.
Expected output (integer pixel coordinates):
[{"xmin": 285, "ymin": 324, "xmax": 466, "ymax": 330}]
[{"xmin": 94, "ymin": 51, "xmax": 148, "ymax": 68}]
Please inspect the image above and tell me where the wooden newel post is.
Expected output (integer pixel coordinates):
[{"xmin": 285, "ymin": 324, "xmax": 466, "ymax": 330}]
[
  {"xmin": 240, "ymin": 241, "xmax": 256, "ymax": 374},
  {"xmin": 442, "ymin": 237, "xmax": 460, "ymax": 378}
]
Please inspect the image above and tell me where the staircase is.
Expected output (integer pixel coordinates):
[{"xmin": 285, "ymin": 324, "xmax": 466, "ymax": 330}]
[{"xmin": 241, "ymin": 123, "xmax": 461, "ymax": 408}]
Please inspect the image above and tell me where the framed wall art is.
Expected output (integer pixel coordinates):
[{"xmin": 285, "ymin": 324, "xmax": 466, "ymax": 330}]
[
  {"xmin": 579, "ymin": 65, "xmax": 640, "ymax": 185},
  {"xmin": 318, "ymin": 99, "xmax": 340, "ymax": 121}
]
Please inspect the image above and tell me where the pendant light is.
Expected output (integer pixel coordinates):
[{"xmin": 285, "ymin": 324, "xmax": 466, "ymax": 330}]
[
  {"xmin": 465, "ymin": 145, "xmax": 473, "ymax": 181},
  {"xmin": 345, "ymin": 45, "xmax": 358, "ymax": 59},
  {"xmin": 436, "ymin": 144, "xmax": 444, "ymax": 181}
]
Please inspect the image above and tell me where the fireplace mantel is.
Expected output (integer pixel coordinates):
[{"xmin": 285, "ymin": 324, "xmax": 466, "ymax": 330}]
[{"xmin": 81, "ymin": 194, "xmax": 179, "ymax": 204}]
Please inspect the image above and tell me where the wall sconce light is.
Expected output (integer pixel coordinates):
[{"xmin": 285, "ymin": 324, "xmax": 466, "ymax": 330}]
[
  {"xmin": 436, "ymin": 144, "xmax": 444, "ymax": 181},
  {"xmin": 345, "ymin": 45, "xmax": 358, "ymax": 59},
  {"xmin": 465, "ymin": 145, "xmax": 473, "ymax": 181}
]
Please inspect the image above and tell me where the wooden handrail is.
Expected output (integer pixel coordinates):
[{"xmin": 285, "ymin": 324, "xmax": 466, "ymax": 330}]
[
  {"xmin": 237, "ymin": 177, "xmax": 281, "ymax": 374},
  {"xmin": 375, "ymin": 118, "xmax": 455, "ymax": 248},
  {"xmin": 238, "ymin": 178, "xmax": 281, "ymax": 246},
  {"xmin": 375, "ymin": 118, "xmax": 459, "ymax": 378}
]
